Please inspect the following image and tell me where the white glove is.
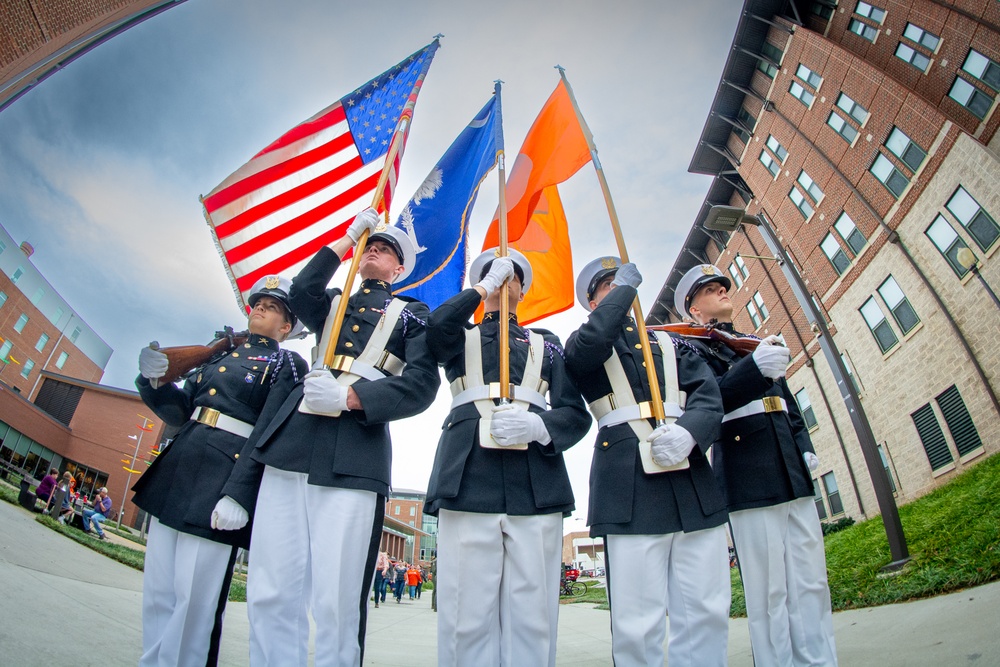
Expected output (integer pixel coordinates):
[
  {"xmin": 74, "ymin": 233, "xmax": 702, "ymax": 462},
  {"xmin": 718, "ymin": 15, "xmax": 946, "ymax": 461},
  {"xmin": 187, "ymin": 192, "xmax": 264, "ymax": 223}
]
[
  {"xmin": 760, "ymin": 334, "xmax": 783, "ymax": 346},
  {"xmin": 752, "ymin": 342, "xmax": 790, "ymax": 379},
  {"xmin": 612, "ymin": 263, "xmax": 642, "ymax": 289},
  {"xmin": 347, "ymin": 207, "xmax": 381, "ymax": 243},
  {"xmin": 647, "ymin": 424, "xmax": 697, "ymax": 467},
  {"xmin": 302, "ymin": 370, "xmax": 350, "ymax": 415},
  {"xmin": 489, "ymin": 403, "xmax": 551, "ymax": 446},
  {"xmin": 138, "ymin": 344, "xmax": 169, "ymax": 380},
  {"xmin": 475, "ymin": 257, "xmax": 515, "ymax": 296},
  {"xmin": 803, "ymin": 452, "xmax": 820, "ymax": 472},
  {"xmin": 211, "ymin": 496, "xmax": 249, "ymax": 531}
]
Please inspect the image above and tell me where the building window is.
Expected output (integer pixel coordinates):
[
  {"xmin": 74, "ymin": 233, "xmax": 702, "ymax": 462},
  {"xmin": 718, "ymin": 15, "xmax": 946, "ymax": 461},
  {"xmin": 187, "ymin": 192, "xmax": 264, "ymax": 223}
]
[
  {"xmin": 878, "ymin": 276, "xmax": 920, "ymax": 335},
  {"xmin": 746, "ymin": 301, "xmax": 763, "ymax": 329},
  {"xmin": 394, "ymin": 506, "xmax": 400, "ymax": 515},
  {"xmin": 860, "ymin": 297, "xmax": 898, "ymax": 353},
  {"xmin": 760, "ymin": 151, "xmax": 780, "ymax": 177},
  {"xmin": 0, "ymin": 292, "xmax": 6, "ymax": 309},
  {"xmin": 796, "ymin": 63, "xmax": 822, "ymax": 89},
  {"xmin": 885, "ymin": 127, "xmax": 927, "ymax": 172},
  {"xmin": 761, "ymin": 41, "xmax": 783, "ymax": 65},
  {"xmin": 56, "ymin": 352, "xmax": 68, "ymax": 369},
  {"xmin": 948, "ymin": 77, "xmax": 993, "ymax": 119},
  {"xmin": 0, "ymin": 340, "xmax": 12, "ymax": 361},
  {"xmin": 834, "ymin": 211, "xmax": 867, "ymax": 253},
  {"xmin": 821, "ymin": 234, "xmax": 851, "ymax": 274},
  {"xmin": 789, "ymin": 187, "xmax": 814, "ymax": 218},
  {"xmin": 31, "ymin": 288, "xmax": 45, "ymax": 305},
  {"xmin": 855, "ymin": 1, "xmax": 886, "ymax": 22},
  {"xmin": 797, "ymin": 170, "xmax": 824, "ymax": 203},
  {"xmin": 841, "ymin": 352, "xmax": 862, "ymax": 392},
  {"xmin": 837, "ymin": 93, "xmax": 869, "ymax": 124},
  {"xmin": 14, "ymin": 314, "xmax": 28, "ymax": 333},
  {"xmin": 789, "ymin": 81, "xmax": 815, "ymax": 106},
  {"xmin": 795, "ymin": 388, "xmax": 818, "ymax": 429},
  {"xmin": 848, "ymin": 18, "xmax": 878, "ymax": 42},
  {"xmin": 757, "ymin": 42, "xmax": 783, "ymax": 78},
  {"xmin": 870, "ymin": 154, "xmax": 909, "ymax": 197},
  {"xmin": 877, "ymin": 444, "xmax": 897, "ymax": 492},
  {"xmin": 911, "ymin": 403, "xmax": 954, "ymax": 471},
  {"xmin": 12, "ymin": 267, "xmax": 24, "ymax": 284},
  {"xmin": 827, "ymin": 111, "xmax": 859, "ymax": 143},
  {"xmin": 20, "ymin": 359, "xmax": 34, "ymax": 379},
  {"xmin": 814, "ymin": 480, "xmax": 828, "ymax": 519},
  {"xmin": 757, "ymin": 58, "xmax": 777, "ymax": 79},
  {"xmin": 822, "ymin": 472, "xmax": 844, "ymax": 514},
  {"xmin": 895, "ymin": 43, "xmax": 931, "ymax": 71},
  {"xmin": 35, "ymin": 334, "xmax": 49, "ymax": 352},
  {"xmin": 728, "ymin": 263, "xmax": 744, "ymax": 289},
  {"xmin": 752, "ymin": 291, "xmax": 769, "ymax": 320},
  {"xmin": 409, "ymin": 506, "xmax": 416, "ymax": 516},
  {"xmin": 961, "ymin": 49, "xmax": 1000, "ymax": 91},
  {"xmin": 936, "ymin": 385, "xmax": 982, "ymax": 456},
  {"xmin": 70, "ymin": 327, "xmax": 81, "ymax": 344},
  {"xmin": 766, "ymin": 135, "xmax": 788, "ymax": 162},
  {"xmin": 0, "ymin": 240, "xmax": 6, "ymax": 254},
  {"xmin": 734, "ymin": 255, "xmax": 749, "ymax": 279},
  {"xmin": 946, "ymin": 186, "xmax": 1000, "ymax": 251},
  {"xmin": 925, "ymin": 215, "xmax": 971, "ymax": 277},
  {"xmin": 903, "ymin": 23, "xmax": 940, "ymax": 51}
]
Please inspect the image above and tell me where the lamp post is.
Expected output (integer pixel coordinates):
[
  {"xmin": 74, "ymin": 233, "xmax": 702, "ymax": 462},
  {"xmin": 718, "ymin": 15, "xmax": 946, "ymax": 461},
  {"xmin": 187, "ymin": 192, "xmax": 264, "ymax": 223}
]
[
  {"xmin": 118, "ymin": 415, "xmax": 153, "ymax": 529},
  {"xmin": 704, "ymin": 204, "xmax": 910, "ymax": 570},
  {"xmin": 957, "ymin": 248, "xmax": 1000, "ymax": 310}
]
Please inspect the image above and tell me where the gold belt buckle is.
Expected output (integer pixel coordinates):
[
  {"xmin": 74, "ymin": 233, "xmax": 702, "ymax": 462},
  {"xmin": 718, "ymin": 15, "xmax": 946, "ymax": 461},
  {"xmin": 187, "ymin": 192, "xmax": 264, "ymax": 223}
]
[
  {"xmin": 197, "ymin": 407, "xmax": 221, "ymax": 428},
  {"xmin": 330, "ymin": 355, "xmax": 354, "ymax": 373},
  {"xmin": 488, "ymin": 382, "xmax": 516, "ymax": 400},
  {"xmin": 637, "ymin": 401, "xmax": 653, "ymax": 420},
  {"xmin": 762, "ymin": 396, "xmax": 783, "ymax": 413}
]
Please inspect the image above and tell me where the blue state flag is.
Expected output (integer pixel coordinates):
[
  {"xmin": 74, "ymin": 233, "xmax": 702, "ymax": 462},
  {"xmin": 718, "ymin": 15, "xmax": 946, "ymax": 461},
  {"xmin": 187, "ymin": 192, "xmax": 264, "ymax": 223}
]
[{"xmin": 393, "ymin": 96, "xmax": 499, "ymax": 309}]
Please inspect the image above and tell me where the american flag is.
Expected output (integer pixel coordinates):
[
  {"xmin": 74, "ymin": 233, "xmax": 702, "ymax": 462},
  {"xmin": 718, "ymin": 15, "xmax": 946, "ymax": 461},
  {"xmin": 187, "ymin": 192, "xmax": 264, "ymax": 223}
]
[{"xmin": 202, "ymin": 40, "xmax": 439, "ymax": 309}]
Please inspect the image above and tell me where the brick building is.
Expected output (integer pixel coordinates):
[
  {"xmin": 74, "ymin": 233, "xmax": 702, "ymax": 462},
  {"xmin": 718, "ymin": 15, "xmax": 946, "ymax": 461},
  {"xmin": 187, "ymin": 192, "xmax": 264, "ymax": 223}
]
[
  {"xmin": 0, "ymin": 222, "xmax": 167, "ymax": 526},
  {"xmin": 383, "ymin": 488, "xmax": 434, "ymax": 567},
  {"xmin": 652, "ymin": 0, "xmax": 1000, "ymax": 525}
]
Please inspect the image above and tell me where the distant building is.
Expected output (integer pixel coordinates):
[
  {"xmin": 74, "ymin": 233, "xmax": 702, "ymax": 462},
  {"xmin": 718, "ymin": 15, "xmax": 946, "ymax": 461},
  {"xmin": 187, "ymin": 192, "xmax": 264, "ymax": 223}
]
[
  {"xmin": 652, "ymin": 0, "xmax": 1000, "ymax": 526},
  {"xmin": 562, "ymin": 530, "xmax": 605, "ymax": 572},
  {"xmin": 0, "ymin": 223, "xmax": 166, "ymax": 526},
  {"xmin": 384, "ymin": 488, "xmax": 433, "ymax": 566}
]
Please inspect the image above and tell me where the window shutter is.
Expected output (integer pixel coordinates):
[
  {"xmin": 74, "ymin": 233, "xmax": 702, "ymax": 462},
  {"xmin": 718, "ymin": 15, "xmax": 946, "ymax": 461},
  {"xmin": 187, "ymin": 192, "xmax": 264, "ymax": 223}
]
[
  {"xmin": 911, "ymin": 404, "xmax": 953, "ymax": 470},
  {"xmin": 936, "ymin": 385, "xmax": 982, "ymax": 456}
]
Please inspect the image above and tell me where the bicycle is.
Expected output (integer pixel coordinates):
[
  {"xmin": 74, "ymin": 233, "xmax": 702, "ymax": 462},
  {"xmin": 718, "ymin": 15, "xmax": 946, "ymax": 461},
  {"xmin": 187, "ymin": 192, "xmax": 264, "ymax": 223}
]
[{"xmin": 560, "ymin": 578, "xmax": 588, "ymax": 597}]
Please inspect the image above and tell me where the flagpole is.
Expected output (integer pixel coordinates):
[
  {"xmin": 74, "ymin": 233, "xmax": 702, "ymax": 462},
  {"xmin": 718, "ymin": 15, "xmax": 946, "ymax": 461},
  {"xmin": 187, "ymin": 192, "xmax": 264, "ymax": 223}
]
[
  {"xmin": 494, "ymin": 80, "xmax": 511, "ymax": 400},
  {"xmin": 556, "ymin": 66, "xmax": 665, "ymax": 423},
  {"xmin": 320, "ymin": 118, "xmax": 408, "ymax": 370}
]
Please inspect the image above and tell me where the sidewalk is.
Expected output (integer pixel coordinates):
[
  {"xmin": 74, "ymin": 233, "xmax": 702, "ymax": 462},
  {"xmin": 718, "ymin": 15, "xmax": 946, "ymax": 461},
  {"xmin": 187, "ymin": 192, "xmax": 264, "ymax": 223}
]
[{"xmin": 2, "ymin": 498, "xmax": 999, "ymax": 666}]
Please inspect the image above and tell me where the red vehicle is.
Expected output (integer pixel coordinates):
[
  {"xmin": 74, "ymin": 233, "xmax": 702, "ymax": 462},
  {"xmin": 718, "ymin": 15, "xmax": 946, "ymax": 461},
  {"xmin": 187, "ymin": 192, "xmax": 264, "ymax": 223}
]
[
  {"xmin": 563, "ymin": 567, "xmax": 580, "ymax": 582},
  {"xmin": 560, "ymin": 566, "xmax": 586, "ymax": 597}
]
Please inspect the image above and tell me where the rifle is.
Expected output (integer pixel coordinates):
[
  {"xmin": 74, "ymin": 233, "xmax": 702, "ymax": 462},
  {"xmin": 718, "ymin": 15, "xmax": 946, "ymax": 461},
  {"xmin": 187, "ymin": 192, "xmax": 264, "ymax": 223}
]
[
  {"xmin": 148, "ymin": 326, "xmax": 249, "ymax": 388},
  {"xmin": 646, "ymin": 321, "xmax": 761, "ymax": 357}
]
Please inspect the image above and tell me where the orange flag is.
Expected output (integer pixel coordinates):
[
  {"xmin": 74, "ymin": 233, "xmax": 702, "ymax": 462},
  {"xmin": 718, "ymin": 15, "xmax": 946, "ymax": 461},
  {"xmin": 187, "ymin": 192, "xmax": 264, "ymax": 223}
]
[
  {"xmin": 483, "ymin": 80, "xmax": 591, "ymax": 247},
  {"xmin": 513, "ymin": 185, "xmax": 574, "ymax": 324}
]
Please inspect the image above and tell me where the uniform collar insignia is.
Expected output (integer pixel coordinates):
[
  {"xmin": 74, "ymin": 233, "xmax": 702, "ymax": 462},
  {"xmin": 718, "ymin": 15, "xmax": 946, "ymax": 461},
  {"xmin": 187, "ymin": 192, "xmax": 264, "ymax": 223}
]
[
  {"xmin": 360, "ymin": 278, "xmax": 392, "ymax": 293},
  {"xmin": 483, "ymin": 311, "xmax": 519, "ymax": 324}
]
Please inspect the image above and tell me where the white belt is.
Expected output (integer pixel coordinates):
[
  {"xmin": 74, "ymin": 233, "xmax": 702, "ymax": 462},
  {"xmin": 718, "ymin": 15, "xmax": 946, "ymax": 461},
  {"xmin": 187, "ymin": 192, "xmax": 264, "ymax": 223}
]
[
  {"xmin": 450, "ymin": 380, "xmax": 547, "ymax": 411},
  {"xmin": 596, "ymin": 401, "xmax": 684, "ymax": 429},
  {"xmin": 721, "ymin": 396, "xmax": 787, "ymax": 423},
  {"xmin": 194, "ymin": 407, "xmax": 254, "ymax": 438}
]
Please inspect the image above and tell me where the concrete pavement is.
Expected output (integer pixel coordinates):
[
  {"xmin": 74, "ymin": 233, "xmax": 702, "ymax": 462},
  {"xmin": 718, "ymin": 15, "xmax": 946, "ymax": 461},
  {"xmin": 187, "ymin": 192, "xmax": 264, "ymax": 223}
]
[{"xmin": 2, "ymin": 498, "xmax": 999, "ymax": 665}]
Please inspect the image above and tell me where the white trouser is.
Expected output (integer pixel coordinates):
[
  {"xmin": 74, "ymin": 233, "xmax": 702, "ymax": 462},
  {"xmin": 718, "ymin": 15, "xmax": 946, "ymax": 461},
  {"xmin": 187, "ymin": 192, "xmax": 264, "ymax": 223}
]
[
  {"xmin": 605, "ymin": 526, "xmax": 730, "ymax": 667},
  {"xmin": 730, "ymin": 497, "xmax": 838, "ymax": 666},
  {"xmin": 436, "ymin": 509, "xmax": 563, "ymax": 667},
  {"xmin": 247, "ymin": 466, "xmax": 378, "ymax": 667},
  {"xmin": 140, "ymin": 517, "xmax": 236, "ymax": 667}
]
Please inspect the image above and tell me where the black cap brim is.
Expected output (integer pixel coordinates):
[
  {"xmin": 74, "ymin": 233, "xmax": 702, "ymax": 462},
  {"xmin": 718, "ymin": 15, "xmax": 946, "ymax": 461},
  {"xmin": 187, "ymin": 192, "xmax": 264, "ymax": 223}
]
[
  {"xmin": 685, "ymin": 275, "xmax": 731, "ymax": 312},
  {"xmin": 368, "ymin": 233, "xmax": 404, "ymax": 264}
]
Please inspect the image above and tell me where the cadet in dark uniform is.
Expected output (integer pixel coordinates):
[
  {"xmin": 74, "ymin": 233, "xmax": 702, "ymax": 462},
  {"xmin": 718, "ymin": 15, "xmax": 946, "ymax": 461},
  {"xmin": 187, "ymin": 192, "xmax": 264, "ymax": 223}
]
[
  {"xmin": 564, "ymin": 257, "xmax": 730, "ymax": 667},
  {"xmin": 424, "ymin": 249, "xmax": 590, "ymax": 667},
  {"xmin": 216, "ymin": 208, "xmax": 440, "ymax": 667},
  {"xmin": 676, "ymin": 263, "xmax": 837, "ymax": 666},
  {"xmin": 134, "ymin": 275, "xmax": 307, "ymax": 667}
]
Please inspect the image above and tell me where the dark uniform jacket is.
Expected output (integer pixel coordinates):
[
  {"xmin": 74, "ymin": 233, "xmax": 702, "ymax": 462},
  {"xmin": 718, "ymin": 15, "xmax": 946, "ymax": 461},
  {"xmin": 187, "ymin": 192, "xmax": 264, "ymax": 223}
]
[
  {"xmin": 222, "ymin": 247, "xmax": 440, "ymax": 506},
  {"xmin": 133, "ymin": 335, "xmax": 307, "ymax": 548},
  {"xmin": 686, "ymin": 322, "xmax": 815, "ymax": 512},
  {"xmin": 423, "ymin": 288, "xmax": 590, "ymax": 517},
  {"xmin": 564, "ymin": 286, "xmax": 727, "ymax": 537}
]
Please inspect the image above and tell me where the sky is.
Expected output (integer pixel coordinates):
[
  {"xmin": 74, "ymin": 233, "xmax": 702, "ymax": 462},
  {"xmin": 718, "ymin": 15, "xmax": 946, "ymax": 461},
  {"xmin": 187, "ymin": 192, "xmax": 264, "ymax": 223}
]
[{"xmin": 0, "ymin": 0, "xmax": 741, "ymax": 528}]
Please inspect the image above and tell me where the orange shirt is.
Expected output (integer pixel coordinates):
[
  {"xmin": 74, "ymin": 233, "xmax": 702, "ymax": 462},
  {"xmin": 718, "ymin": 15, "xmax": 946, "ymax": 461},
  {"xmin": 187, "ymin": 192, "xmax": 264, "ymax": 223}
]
[{"xmin": 406, "ymin": 568, "xmax": 421, "ymax": 586}]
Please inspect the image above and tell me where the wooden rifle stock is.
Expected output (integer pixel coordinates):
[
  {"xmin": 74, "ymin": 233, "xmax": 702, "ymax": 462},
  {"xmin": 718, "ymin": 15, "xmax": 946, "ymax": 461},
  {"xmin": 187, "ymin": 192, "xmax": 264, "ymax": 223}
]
[
  {"xmin": 647, "ymin": 322, "xmax": 761, "ymax": 357},
  {"xmin": 149, "ymin": 328, "xmax": 249, "ymax": 387}
]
